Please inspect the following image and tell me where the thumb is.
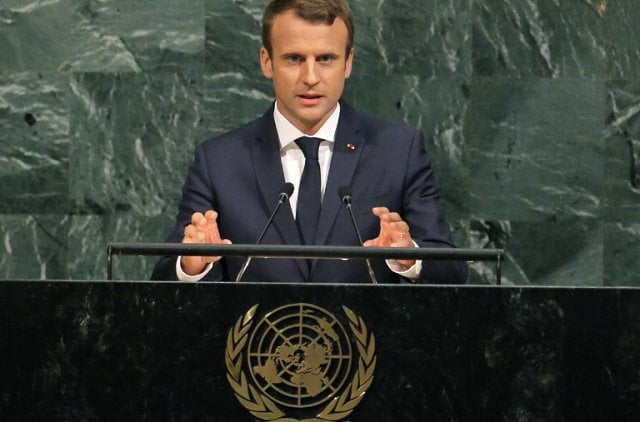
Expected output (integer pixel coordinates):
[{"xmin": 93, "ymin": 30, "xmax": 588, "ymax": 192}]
[{"xmin": 363, "ymin": 238, "xmax": 377, "ymax": 247}]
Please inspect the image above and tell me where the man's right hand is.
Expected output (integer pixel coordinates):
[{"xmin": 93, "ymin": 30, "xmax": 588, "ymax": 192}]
[{"xmin": 181, "ymin": 210, "xmax": 232, "ymax": 275}]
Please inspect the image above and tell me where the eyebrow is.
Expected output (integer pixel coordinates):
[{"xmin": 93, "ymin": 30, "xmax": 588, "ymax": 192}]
[
  {"xmin": 280, "ymin": 52, "xmax": 341, "ymax": 59},
  {"xmin": 317, "ymin": 53, "xmax": 340, "ymax": 58}
]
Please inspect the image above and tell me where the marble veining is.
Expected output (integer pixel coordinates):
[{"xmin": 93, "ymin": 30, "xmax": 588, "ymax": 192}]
[{"xmin": 0, "ymin": 0, "xmax": 639, "ymax": 284}]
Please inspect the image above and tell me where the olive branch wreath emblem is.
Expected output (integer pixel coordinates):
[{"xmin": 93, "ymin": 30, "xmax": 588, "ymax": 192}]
[{"xmin": 225, "ymin": 304, "xmax": 377, "ymax": 421}]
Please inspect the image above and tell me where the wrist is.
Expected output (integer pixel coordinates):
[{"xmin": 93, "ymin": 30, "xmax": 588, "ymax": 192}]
[{"xmin": 180, "ymin": 257, "xmax": 207, "ymax": 276}]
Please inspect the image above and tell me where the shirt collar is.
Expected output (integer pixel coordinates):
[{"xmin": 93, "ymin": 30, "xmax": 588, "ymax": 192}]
[{"xmin": 273, "ymin": 102, "xmax": 340, "ymax": 150}]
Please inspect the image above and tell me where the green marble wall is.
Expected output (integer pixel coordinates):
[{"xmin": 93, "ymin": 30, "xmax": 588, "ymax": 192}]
[{"xmin": 1, "ymin": 0, "xmax": 638, "ymax": 285}]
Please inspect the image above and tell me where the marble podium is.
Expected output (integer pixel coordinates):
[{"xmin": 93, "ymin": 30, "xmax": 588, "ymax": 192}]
[{"xmin": 1, "ymin": 280, "xmax": 639, "ymax": 420}]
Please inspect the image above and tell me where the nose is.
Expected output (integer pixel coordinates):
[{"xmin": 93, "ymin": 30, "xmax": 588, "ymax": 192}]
[{"xmin": 301, "ymin": 60, "xmax": 319, "ymax": 86}]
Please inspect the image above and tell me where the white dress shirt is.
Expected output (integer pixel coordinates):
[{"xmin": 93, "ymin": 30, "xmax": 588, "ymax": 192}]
[
  {"xmin": 274, "ymin": 102, "xmax": 338, "ymax": 217},
  {"xmin": 177, "ymin": 102, "xmax": 421, "ymax": 281}
]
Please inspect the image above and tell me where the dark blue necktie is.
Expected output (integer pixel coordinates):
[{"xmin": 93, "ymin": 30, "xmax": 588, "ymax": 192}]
[{"xmin": 295, "ymin": 137, "xmax": 322, "ymax": 245}]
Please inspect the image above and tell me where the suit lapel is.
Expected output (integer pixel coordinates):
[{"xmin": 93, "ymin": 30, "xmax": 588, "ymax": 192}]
[
  {"xmin": 314, "ymin": 104, "xmax": 364, "ymax": 248},
  {"xmin": 251, "ymin": 107, "xmax": 308, "ymax": 278}
]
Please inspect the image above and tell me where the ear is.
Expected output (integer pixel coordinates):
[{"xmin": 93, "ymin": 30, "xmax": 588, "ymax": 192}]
[
  {"xmin": 260, "ymin": 47, "xmax": 273, "ymax": 79},
  {"xmin": 344, "ymin": 48, "xmax": 354, "ymax": 79}
]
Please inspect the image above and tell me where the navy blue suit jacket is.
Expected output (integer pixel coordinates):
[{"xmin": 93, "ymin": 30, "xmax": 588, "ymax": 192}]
[{"xmin": 151, "ymin": 103, "xmax": 467, "ymax": 283}]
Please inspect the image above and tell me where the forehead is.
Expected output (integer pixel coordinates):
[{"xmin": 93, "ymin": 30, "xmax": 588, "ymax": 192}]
[{"xmin": 270, "ymin": 10, "xmax": 349, "ymax": 54}]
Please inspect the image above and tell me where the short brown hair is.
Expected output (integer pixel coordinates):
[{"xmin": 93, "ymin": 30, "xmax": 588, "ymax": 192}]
[{"xmin": 262, "ymin": 0, "xmax": 355, "ymax": 56}]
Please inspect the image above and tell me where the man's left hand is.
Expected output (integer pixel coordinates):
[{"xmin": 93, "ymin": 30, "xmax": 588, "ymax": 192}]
[{"xmin": 363, "ymin": 206, "xmax": 416, "ymax": 268}]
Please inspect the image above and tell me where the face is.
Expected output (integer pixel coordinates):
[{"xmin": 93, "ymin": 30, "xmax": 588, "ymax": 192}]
[{"xmin": 260, "ymin": 10, "xmax": 354, "ymax": 134}]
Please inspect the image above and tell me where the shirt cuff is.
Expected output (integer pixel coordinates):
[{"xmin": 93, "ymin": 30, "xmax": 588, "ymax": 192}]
[
  {"xmin": 385, "ymin": 240, "xmax": 422, "ymax": 282},
  {"xmin": 176, "ymin": 256, "xmax": 213, "ymax": 282},
  {"xmin": 387, "ymin": 259, "xmax": 422, "ymax": 281}
]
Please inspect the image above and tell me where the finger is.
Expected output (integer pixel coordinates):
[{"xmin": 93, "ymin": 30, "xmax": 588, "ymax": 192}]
[
  {"xmin": 184, "ymin": 222, "xmax": 207, "ymax": 240},
  {"xmin": 371, "ymin": 207, "xmax": 390, "ymax": 217},
  {"xmin": 204, "ymin": 215, "xmax": 222, "ymax": 243},
  {"xmin": 204, "ymin": 210, "xmax": 218, "ymax": 223},
  {"xmin": 363, "ymin": 238, "xmax": 377, "ymax": 247},
  {"xmin": 390, "ymin": 238, "xmax": 413, "ymax": 248},
  {"xmin": 191, "ymin": 212, "xmax": 205, "ymax": 225},
  {"xmin": 381, "ymin": 212, "xmax": 403, "ymax": 223},
  {"xmin": 196, "ymin": 215, "xmax": 209, "ymax": 229},
  {"xmin": 390, "ymin": 221, "xmax": 410, "ymax": 233},
  {"xmin": 183, "ymin": 224, "xmax": 196, "ymax": 239},
  {"xmin": 182, "ymin": 229, "xmax": 202, "ymax": 244},
  {"xmin": 390, "ymin": 227, "xmax": 411, "ymax": 247}
]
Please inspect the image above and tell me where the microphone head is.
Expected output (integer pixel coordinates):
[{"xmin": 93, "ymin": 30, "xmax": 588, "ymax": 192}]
[
  {"xmin": 338, "ymin": 185, "xmax": 352, "ymax": 203},
  {"xmin": 280, "ymin": 182, "xmax": 294, "ymax": 200}
]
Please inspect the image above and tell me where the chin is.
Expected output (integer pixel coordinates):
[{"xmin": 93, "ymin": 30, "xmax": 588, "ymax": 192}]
[{"xmin": 299, "ymin": 114, "xmax": 325, "ymax": 127}]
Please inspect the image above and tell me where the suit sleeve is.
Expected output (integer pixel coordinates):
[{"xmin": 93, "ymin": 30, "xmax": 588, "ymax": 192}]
[
  {"xmin": 402, "ymin": 129, "xmax": 468, "ymax": 284},
  {"xmin": 150, "ymin": 143, "xmax": 224, "ymax": 281}
]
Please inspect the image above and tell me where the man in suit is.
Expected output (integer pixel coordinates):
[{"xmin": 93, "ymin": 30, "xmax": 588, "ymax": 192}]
[{"xmin": 151, "ymin": 0, "xmax": 467, "ymax": 284}]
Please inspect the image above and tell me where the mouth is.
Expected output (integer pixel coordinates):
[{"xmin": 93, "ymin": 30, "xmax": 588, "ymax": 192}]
[{"xmin": 298, "ymin": 93, "xmax": 323, "ymax": 105}]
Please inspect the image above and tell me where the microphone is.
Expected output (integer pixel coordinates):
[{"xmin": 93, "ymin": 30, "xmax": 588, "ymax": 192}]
[
  {"xmin": 338, "ymin": 185, "xmax": 378, "ymax": 284},
  {"xmin": 235, "ymin": 182, "xmax": 294, "ymax": 282}
]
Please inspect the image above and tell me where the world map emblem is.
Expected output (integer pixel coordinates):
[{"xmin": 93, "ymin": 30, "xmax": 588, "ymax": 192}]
[{"xmin": 225, "ymin": 303, "xmax": 377, "ymax": 421}]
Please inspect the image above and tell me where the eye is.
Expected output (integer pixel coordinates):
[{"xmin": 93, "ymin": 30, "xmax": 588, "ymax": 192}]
[
  {"xmin": 285, "ymin": 54, "xmax": 303, "ymax": 64},
  {"xmin": 317, "ymin": 55, "xmax": 334, "ymax": 64}
]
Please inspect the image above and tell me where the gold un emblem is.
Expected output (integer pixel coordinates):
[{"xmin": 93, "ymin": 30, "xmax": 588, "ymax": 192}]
[{"xmin": 225, "ymin": 303, "xmax": 377, "ymax": 421}]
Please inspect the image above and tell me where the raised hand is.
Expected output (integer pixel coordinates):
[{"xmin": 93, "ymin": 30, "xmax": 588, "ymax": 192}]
[
  {"xmin": 363, "ymin": 207, "xmax": 415, "ymax": 268},
  {"xmin": 181, "ymin": 210, "xmax": 231, "ymax": 275}
]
